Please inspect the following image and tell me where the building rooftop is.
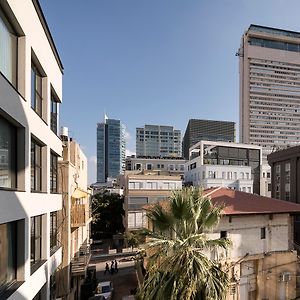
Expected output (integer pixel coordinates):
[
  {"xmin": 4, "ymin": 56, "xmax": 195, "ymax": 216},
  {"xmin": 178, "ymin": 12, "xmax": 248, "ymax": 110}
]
[
  {"xmin": 145, "ymin": 187, "xmax": 300, "ymax": 215},
  {"xmin": 205, "ymin": 187, "xmax": 300, "ymax": 215},
  {"xmin": 248, "ymin": 24, "xmax": 300, "ymax": 39}
]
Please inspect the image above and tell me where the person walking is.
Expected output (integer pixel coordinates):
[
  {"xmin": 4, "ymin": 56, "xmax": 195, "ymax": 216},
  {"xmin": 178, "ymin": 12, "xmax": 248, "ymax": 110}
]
[
  {"xmin": 110, "ymin": 260, "xmax": 115, "ymax": 275},
  {"xmin": 104, "ymin": 262, "xmax": 110, "ymax": 275},
  {"xmin": 114, "ymin": 260, "xmax": 118, "ymax": 273}
]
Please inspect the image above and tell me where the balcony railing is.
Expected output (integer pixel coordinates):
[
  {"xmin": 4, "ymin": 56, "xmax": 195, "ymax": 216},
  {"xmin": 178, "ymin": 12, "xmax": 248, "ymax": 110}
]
[{"xmin": 71, "ymin": 204, "xmax": 86, "ymax": 227}]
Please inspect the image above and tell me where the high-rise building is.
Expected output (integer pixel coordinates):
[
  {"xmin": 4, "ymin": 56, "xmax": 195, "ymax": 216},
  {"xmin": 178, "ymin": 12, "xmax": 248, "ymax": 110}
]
[
  {"xmin": 136, "ymin": 124, "xmax": 182, "ymax": 157},
  {"xmin": 239, "ymin": 25, "xmax": 300, "ymax": 161},
  {"xmin": 182, "ymin": 119, "xmax": 235, "ymax": 159},
  {"xmin": 97, "ymin": 118, "xmax": 126, "ymax": 183},
  {"xmin": 0, "ymin": 1, "xmax": 63, "ymax": 298}
]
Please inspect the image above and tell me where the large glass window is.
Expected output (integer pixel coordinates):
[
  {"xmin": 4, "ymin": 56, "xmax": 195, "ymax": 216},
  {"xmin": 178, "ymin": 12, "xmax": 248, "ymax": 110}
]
[
  {"xmin": 285, "ymin": 163, "xmax": 291, "ymax": 201},
  {"xmin": 0, "ymin": 222, "xmax": 16, "ymax": 294},
  {"xmin": 0, "ymin": 116, "xmax": 16, "ymax": 188},
  {"xmin": 31, "ymin": 215, "xmax": 42, "ymax": 267},
  {"xmin": 50, "ymin": 152, "xmax": 58, "ymax": 193},
  {"xmin": 0, "ymin": 10, "xmax": 17, "ymax": 86},
  {"xmin": 31, "ymin": 63, "xmax": 43, "ymax": 117},
  {"xmin": 31, "ymin": 139, "xmax": 42, "ymax": 192},
  {"xmin": 50, "ymin": 211, "xmax": 58, "ymax": 255},
  {"xmin": 50, "ymin": 93, "xmax": 58, "ymax": 134}
]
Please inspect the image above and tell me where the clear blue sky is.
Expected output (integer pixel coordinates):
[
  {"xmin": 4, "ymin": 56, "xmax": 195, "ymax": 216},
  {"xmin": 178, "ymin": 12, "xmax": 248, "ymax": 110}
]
[{"xmin": 40, "ymin": 0, "xmax": 300, "ymax": 183}]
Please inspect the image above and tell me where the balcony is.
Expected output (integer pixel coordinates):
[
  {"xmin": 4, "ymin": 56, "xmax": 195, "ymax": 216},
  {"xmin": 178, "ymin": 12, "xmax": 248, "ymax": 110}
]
[
  {"xmin": 71, "ymin": 204, "xmax": 87, "ymax": 227},
  {"xmin": 71, "ymin": 242, "xmax": 91, "ymax": 276}
]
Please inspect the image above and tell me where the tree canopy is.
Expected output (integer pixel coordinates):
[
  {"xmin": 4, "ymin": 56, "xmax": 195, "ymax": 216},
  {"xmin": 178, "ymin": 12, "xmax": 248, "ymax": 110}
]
[
  {"xmin": 92, "ymin": 191, "xmax": 125, "ymax": 238},
  {"xmin": 138, "ymin": 187, "xmax": 231, "ymax": 300}
]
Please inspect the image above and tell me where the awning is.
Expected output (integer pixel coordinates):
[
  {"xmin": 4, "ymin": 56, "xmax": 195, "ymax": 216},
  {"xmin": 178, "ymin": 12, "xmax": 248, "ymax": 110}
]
[{"xmin": 72, "ymin": 188, "xmax": 89, "ymax": 199}]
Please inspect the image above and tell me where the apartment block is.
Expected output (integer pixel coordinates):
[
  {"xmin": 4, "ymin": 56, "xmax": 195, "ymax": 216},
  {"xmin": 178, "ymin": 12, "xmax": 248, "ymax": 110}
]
[
  {"xmin": 123, "ymin": 171, "xmax": 182, "ymax": 230},
  {"xmin": 239, "ymin": 25, "xmax": 300, "ymax": 162},
  {"xmin": 185, "ymin": 141, "xmax": 262, "ymax": 194},
  {"xmin": 182, "ymin": 119, "xmax": 235, "ymax": 159},
  {"xmin": 57, "ymin": 133, "xmax": 92, "ymax": 299},
  {"xmin": 97, "ymin": 118, "xmax": 126, "ymax": 183},
  {"xmin": 267, "ymin": 145, "xmax": 300, "ymax": 242},
  {"xmin": 0, "ymin": 0, "xmax": 63, "ymax": 298},
  {"xmin": 136, "ymin": 124, "xmax": 182, "ymax": 157}
]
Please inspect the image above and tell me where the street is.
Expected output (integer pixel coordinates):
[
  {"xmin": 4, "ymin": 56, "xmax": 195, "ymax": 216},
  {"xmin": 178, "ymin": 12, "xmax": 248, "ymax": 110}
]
[{"xmin": 90, "ymin": 259, "xmax": 138, "ymax": 300}]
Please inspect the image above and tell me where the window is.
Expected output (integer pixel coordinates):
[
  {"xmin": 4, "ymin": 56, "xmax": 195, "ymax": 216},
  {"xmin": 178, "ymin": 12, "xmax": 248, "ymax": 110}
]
[
  {"xmin": 261, "ymin": 227, "xmax": 266, "ymax": 239},
  {"xmin": 0, "ymin": 116, "xmax": 16, "ymax": 188},
  {"xmin": 31, "ymin": 215, "xmax": 42, "ymax": 268},
  {"xmin": 31, "ymin": 139, "xmax": 42, "ymax": 191},
  {"xmin": 50, "ymin": 92, "xmax": 58, "ymax": 134},
  {"xmin": 0, "ymin": 221, "xmax": 17, "ymax": 294},
  {"xmin": 31, "ymin": 63, "xmax": 43, "ymax": 117},
  {"xmin": 220, "ymin": 231, "xmax": 227, "ymax": 238},
  {"xmin": 0, "ymin": 10, "xmax": 17, "ymax": 86},
  {"xmin": 50, "ymin": 152, "xmax": 58, "ymax": 193},
  {"xmin": 146, "ymin": 163, "xmax": 152, "ymax": 170},
  {"xmin": 50, "ymin": 212, "xmax": 58, "ymax": 255},
  {"xmin": 275, "ymin": 164, "xmax": 281, "ymax": 199}
]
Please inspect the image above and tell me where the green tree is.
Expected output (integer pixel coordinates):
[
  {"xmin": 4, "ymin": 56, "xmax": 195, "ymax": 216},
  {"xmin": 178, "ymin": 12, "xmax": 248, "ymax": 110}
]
[
  {"xmin": 92, "ymin": 191, "xmax": 125, "ymax": 238},
  {"xmin": 138, "ymin": 187, "xmax": 230, "ymax": 300}
]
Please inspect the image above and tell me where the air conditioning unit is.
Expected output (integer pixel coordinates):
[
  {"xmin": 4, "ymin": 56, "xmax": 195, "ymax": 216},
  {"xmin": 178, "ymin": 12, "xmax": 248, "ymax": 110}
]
[{"xmin": 279, "ymin": 272, "xmax": 291, "ymax": 282}]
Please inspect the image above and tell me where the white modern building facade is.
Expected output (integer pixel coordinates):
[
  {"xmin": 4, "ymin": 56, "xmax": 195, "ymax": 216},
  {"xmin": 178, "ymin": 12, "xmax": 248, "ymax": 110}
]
[
  {"xmin": 185, "ymin": 141, "xmax": 262, "ymax": 194},
  {"xmin": 136, "ymin": 124, "xmax": 182, "ymax": 157},
  {"xmin": 239, "ymin": 25, "xmax": 300, "ymax": 162},
  {"xmin": 0, "ymin": 1, "xmax": 63, "ymax": 299},
  {"xmin": 185, "ymin": 164, "xmax": 254, "ymax": 193}
]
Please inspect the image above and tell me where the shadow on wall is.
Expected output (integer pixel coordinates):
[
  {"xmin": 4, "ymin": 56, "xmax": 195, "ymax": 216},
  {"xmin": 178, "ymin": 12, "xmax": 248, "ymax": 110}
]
[{"xmin": 1, "ymin": 72, "xmax": 31, "ymax": 298}]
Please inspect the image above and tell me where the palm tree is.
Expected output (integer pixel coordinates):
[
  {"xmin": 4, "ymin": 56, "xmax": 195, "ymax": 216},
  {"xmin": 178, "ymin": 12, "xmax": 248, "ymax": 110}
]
[{"xmin": 137, "ymin": 187, "xmax": 231, "ymax": 300}]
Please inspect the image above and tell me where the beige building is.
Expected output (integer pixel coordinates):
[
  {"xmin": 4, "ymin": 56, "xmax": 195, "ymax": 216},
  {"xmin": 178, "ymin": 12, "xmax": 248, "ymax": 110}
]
[
  {"xmin": 57, "ymin": 134, "xmax": 92, "ymax": 300},
  {"xmin": 0, "ymin": 0, "xmax": 63, "ymax": 298},
  {"xmin": 239, "ymin": 25, "xmax": 300, "ymax": 162},
  {"xmin": 123, "ymin": 171, "xmax": 182, "ymax": 230}
]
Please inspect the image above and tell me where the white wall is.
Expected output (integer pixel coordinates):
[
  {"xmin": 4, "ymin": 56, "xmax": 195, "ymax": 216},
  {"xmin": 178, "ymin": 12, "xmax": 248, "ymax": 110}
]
[{"xmin": 206, "ymin": 213, "xmax": 291, "ymax": 260}]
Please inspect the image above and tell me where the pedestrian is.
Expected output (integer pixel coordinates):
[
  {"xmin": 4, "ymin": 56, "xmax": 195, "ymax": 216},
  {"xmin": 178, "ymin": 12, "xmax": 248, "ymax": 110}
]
[
  {"xmin": 114, "ymin": 260, "xmax": 118, "ymax": 273},
  {"xmin": 104, "ymin": 262, "xmax": 110, "ymax": 275},
  {"xmin": 110, "ymin": 260, "xmax": 115, "ymax": 275}
]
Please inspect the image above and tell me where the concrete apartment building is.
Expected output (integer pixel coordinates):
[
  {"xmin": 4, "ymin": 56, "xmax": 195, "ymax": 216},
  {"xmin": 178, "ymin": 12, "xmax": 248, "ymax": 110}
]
[
  {"xmin": 239, "ymin": 24, "xmax": 300, "ymax": 162},
  {"xmin": 144, "ymin": 187, "xmax": 300, "ymax": 299},
  {"xmin": 182, "ymin": 119, "xmax": 235, "ymax": 159},
  {"xmin": 206, "ymin": 188, "xmax": 300, "ymax": 300},
  {"xmin": 125, "ymin": 155, "xmax": 186, "ymax": 176},
  {"xmin": 97, "ymin": 118, "xmax": 126, "ymax": 183},
  {"xmin": 57, "ymin": 133, "xmax": 92, "ymax": 299},
  {"xmin": 185, "ymin": 141, "xmax": 262, "ymax": 194},
  {"xmin": 136, "ymin": 124, "xmax": 182, "ymax": 157},
  {"xmin": 123, "ymin": 171, "xmax": 182, "ymax": 230},
  {"xmin": 0, "ymin": 0, "xmax": 63, "ymax": 298},
  {"xmin": 267, "ymin": 145, "xmax": 300, "ymax": 243}
]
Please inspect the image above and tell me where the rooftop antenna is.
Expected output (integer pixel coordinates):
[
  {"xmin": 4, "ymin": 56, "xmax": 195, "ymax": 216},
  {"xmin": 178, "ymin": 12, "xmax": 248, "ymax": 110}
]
[{"xmin": 104, "ymin": 110, "xmax": 108, "ymax": 123}]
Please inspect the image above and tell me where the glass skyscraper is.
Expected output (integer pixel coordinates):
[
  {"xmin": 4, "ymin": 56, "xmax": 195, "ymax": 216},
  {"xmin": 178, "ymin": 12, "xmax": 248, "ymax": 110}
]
[{"xmin": 97, "ymin": 118, "xmax": 126, "ymax": 183}]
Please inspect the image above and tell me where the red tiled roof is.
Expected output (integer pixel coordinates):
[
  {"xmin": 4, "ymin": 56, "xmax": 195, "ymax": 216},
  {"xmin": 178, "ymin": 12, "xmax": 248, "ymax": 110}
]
[
  {"xmin": 206, "ymin": 187, "xmax": 300, "ymax": 215},
  {"xmin": 144, "ymin": 187, "xmax": 300, "ymax": 215}
]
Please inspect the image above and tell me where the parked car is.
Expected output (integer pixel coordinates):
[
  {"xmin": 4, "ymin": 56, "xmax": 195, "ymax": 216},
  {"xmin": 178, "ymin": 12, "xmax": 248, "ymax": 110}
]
[{"xmin": 95, "ymin": 281, "xmax": 114, "ymax": 300}]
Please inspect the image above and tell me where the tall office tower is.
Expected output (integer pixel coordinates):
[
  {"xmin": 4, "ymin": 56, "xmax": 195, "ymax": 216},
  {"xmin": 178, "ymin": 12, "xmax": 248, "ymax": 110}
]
[
  {"xmin": 0, "ymin": 1, "xmax": 63, "ymax": 298},
  {"xmin": 97, "ymin": 118, "xmax": 126, "ymax": 183},
  {"xmin": 136, "ymin": 124, "xmax": 182, "ymax": 157},
  {"xmin": 239, "ymin": 25, "xmax": 300, "ymax": 161},
  {"xmin": 182, "ymin": 119, "xmax": 235, "ymax": 159}
]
